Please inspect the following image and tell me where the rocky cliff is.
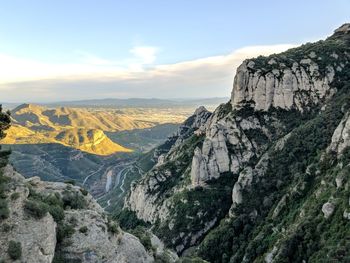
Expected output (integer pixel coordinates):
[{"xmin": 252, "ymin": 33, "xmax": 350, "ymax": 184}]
[
  {"xmin": 122, "ymin": 24, "xmax": 350, "ymax": 262},
  {"xmin": 0, "ymin": 165, "xmax": 153, "ymax": 263}
]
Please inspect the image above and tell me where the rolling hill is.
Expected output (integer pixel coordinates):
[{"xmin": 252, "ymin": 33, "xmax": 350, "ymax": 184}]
[{"xmin": 0, "ymin": 103, "xmax": 142, "ymax": 155}]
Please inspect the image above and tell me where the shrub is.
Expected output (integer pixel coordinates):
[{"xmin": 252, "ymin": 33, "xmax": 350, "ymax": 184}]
[
  {"xmin": 79, "ymin": 188, "xmax": 88, "ymax": 196},
  {"xmin": 24, "ymin": 199, "xmax": 49, "ymax": 218},
  {"xmin": 57, "ymin": 223, "xmax": 75, "ymax": 243},
  {"xmin": 44, "ymin": 193, "xmax": 64, "ymax": 207},
  {"xmin": 10, "ymin": 192, "xmax": 20, "ymax": 200},
  {"xmin": 79, "ymin": 226, "xmax": 88, "ymax": 234},
  {"xmin": 62, "ymin": 191, "xmax": 86, "ymax": 209},
  {"xmin": 0, "ymin": 198, "xmax": 9, "ymax": 220},
  {"xmin": 64, "ymin": 180, "xmax": 76, "ymax": 185},
  {"xmin": 107, "ymin": 221, "xmax": 119, "ymax": 234},
  {"xmin": 130, "ymin": 226, "xmax": 153, "ymax": 252},
  {"xmin": 7, "ymin": 240, "xmax": 21, "ymax": 260},
  {"xmin": 2, "ymin": 223, "xmax": 11, "ymax": 232},
  {"xmin": 114, "ymin": 209, "xmax": 148, "ymax": 230},
  {"xmin": 48, "ymin": 205, "xmax": 65, "ymax": 222}
]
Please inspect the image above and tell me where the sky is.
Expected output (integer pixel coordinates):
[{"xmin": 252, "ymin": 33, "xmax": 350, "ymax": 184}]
[{"xmin": 0, "ymin": 0, "xmax": 349, "ymax": 102}]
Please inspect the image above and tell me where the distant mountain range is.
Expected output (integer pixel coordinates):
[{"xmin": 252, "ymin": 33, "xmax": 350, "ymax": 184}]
[{"xmin": 1, "ymin": 97, "xmax": 229, "ymax": 110}]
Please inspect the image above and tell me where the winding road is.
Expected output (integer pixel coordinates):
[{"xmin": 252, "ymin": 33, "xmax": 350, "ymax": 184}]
[{"xmin": 97, "ymin": 163, "xmax": 135, "ymax": 209}]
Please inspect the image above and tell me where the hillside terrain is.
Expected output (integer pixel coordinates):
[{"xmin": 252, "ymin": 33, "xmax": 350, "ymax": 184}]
[
  {"xmin": 106, "ymin": 123, "xmax": 180, "ymax": 153},
  {"xmin": 1, "ymin": 104, "xmax": 198, "ymax": 155},
  {"xmin": 0, "ymin": 164, "xmax": 170, "ymax": 263},
  {"xmin": 43, "ymin": 97, "xmax": 228, "ymax": 109},
  {"xmin": 117, "ymin": 24, "xmax": 350, "ymax": 262}
]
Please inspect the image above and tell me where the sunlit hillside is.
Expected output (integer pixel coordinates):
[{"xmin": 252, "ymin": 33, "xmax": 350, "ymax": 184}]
[{"xmin": 1, "ymin": 103, "xmax": 199, "ymax": 155}]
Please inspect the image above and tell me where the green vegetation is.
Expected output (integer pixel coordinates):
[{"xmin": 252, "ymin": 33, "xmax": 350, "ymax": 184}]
[
  {"xmin": 79, "ymin": 226, "xmax": 88, "ymax": 234},
  {"xmin": 10, "ymin": 192, "xmax": 20, "ymax": 200},
  {"xmin": 0, "ymin": 105, "xmax": 11, "ymax": 221},
  {"xmin": 24, "ymin": 199, "xmax": 49, "ymax": 218},
  {"xmin": 114, "ymin": 209, "xmax": 148, "ymax": 230},
  {"xmin": 176, "ymin": 257, "xmax": 209, "ymax": 263},
  {"xmin": 129, "ymin": 226, "xmax": 153, "ymax": 252},
  {"xmin": 62, "ymin": 190, "xmax": 87, "ymax": 209},
  {"xmin": 251, "ymin": 35, "xmax": 349, "ymax": 76},
  {"xmin": 196, "ymin": 62, "xmax": 350, "ymax": 262},
  {"xmin": 7, "ymin": 240, "xmax": 22, "ymax": 260},
  {"xmin": 57, "ymin": 223, "xmax": 75, "ymax": 243},
  {"xmin": 79, "ymin": 188, "xmax": 88, "ymax": 196},
  {"xmin": 155, "ymin": 172, "xmax": 236, "ymax": 250},
  {"xmin": 0, "ymin": 198, "xmax": 9, "ymax": 220},
  {"xmin": 64, "ymin": 179, "xmax": 76, "ymax": 185},
  {"xmin": 107, "ymin": 123, "xmax": 179, "ymax": 152},
  {"xmin": 107, "ymin": 220, "xmax": 119, "ymax": 234}
]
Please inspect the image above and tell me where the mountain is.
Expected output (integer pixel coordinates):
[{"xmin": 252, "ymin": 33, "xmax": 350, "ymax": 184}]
[
  {"xmin": 1, "ymin": 103, "xmax": 157, "ymax": 155},
  {"xmin": 0, "ymin": 165, "xmax": 156, "ymax": 262},
  {"xmin": 10, "ymin": 103, "xmax": 152, "ymax": 132},
  {"xmin": 106, "ymin": 123, "xmax": 180, "ymax": 153},
  {"xmin": 42, "ymin": 97, "xmax": 229, "ymax": 109},
  {"xmin": 118, "ymin": 24, "xmax": 350, "ymax": 262},
  {"xmin": 2, "ymin": 125, "xmax": 131, "ymax": 156}
]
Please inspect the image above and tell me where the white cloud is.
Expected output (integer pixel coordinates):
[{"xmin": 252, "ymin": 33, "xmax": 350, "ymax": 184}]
[
  {"xmin": 0, "ymin": 44, "xmax": 297, "ymax": 102},
  {"xmin": 129, "ymin": 46, "xmax": 158, "ymax": 64}
]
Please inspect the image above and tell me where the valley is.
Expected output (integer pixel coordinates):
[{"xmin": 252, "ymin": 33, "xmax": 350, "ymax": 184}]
[
  {"xmin": 1, "ymin": 2, "xmax": 348, "ymax": 263},
  {"xmin": 0, "ymin": 99, "xmax": 224, "ymax": 211}
]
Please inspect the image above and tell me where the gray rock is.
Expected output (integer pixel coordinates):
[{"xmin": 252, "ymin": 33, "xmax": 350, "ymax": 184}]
[
  {"xmin": 0, "ymin": 166, "xmax": 153, "ymax": 263},
  {"xmin": 231, "ymin": 59, "xmax": 336, "ymax": 112},
  {"xmin": 322, "ymin": 202, "xmax": 335, "ymax": 218},
  {"xmin": 328, "ymin": 112, "xmax": 350, "ymax": 156}
]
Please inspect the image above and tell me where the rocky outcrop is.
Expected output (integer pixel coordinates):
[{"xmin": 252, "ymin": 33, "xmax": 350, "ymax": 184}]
[
  {"xmin": 322, "ymin": 202, "xmax": 335, "ymax": 219},
  {"xmin": 190, "ymin": 106, "xmax": 273, "ymax": 186},
  {"xmin": 328, "ymin": 111, "xmax": 350, "ymax": 156},
  {"xmin": 125, "ymin": 107, "xmax": 212, "ymax": 223},
  {"xmin": 0, "ymin": 166, "xmax": 57, "ymax": 263},
  {"xmin": 59, "ymin": 210, "xmax": 153, "ymax": 263},
  {"xmin": 124, "ymin": 24, "xmax": 350, "ymax": 260},
  {"xmin": 230, "ymin": 58, "xmax": 338, "ymax": 111},
  {"xmin": 0, "ymin": 166, "xmax": 153, "ymax": 263}
]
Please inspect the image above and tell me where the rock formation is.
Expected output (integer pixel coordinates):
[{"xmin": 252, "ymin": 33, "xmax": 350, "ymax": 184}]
[
  {"xmin": 0, "ymin": 165, "xmax": 153, "ymax": 263},
  {"xmin": 123, "ymin": 24, "xmax": 350, "ymax": 262}
]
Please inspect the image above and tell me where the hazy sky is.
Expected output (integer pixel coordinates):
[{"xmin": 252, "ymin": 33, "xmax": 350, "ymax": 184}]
[{"xmin": 0, "ymin": 0, "xmax": 349, "ymax": 102}]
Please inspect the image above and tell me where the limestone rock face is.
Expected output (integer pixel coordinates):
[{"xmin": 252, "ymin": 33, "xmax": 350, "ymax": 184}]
[
  {"xmin": 0, "ymin": 166, "xmax": 153, "ymax": 263},
  {"xmin": 0, "ymin": 166, "xmax": 57, "ymax": 263},
  {"xmin": 125, "ymin": 107, "xmax": 212, "ymax": 223},
  {"xmin": 328, "ymin": 111, "xmax": 350, "ymax": 156},
  {"xmin": 60, "ymin": 210, "xmax": 153, "ymax": 263},
  {"xmin": 322, "ymin": 202, "xmax": 335, "ymax": 218},
  {"xmin": 191, "ymin": 147, "xmax": 210, "ymax": 186},
  {"xmin": 230, "ymin": 58, "xmax": 338, "ymax": 111},
  {"xmin": 229, "ymin": 133, "xmax": 289, "ymax": 214},
  {"xmin": 190, "ymin": 104, "xmax": 273, "ymax": 186},
  {"xmin": 124, "ymin": 25, "xmax": 350, "ymax": 257}
]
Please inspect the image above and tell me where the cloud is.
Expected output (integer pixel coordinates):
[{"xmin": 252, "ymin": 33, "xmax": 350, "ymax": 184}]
[
  {"xmin": 0, "ymin": 44, "xmax": 296, "ymax": 102},
  {"xmin": 130, "ymin": 46, "xmax": 158, "ymax": 64}
]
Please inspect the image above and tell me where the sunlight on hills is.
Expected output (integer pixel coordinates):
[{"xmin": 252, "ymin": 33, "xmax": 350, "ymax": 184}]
[{"xmin": 0, "ymin": 103, "xmax": 196, "ymax": 155}]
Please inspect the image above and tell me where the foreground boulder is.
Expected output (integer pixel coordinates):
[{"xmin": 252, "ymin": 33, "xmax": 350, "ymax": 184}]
[{"xmin": 0, "ymin": 165, "xmax": 153, "ymax": 263}]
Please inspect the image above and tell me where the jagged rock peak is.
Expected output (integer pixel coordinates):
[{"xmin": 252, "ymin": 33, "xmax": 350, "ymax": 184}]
[
  {"xmin": 183, "ymin": 106, "xmax": 211, "ymax": 129},
  {"xmin": 230, "ymin": 25, "xmax": 350, "ymax": 112},
  {"xmin": 328, "ymin": 23, "xmax": 350, "ymax": 42},
  {"xmin": 334, "ymin": 23, "xmax": 350, "ymax": 33},
  {"xmin": 193, "ymin": 106, "xmax": 208, "ymax": 115}
]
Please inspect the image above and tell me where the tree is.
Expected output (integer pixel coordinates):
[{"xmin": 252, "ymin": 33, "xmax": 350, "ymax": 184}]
[{"xmin": 0, "ymin": 105, "xmax": 11, "ymax": 168}]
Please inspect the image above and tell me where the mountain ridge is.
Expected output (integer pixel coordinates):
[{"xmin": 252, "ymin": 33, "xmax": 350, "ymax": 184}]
[{"xmin": 120, "ymin": 24, "xmax": 350, "ymax": 262}]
